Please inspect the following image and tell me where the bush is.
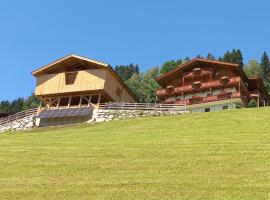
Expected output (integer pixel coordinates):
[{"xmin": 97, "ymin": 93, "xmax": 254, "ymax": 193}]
[{"xmin": 248, "ymin": 100, "xmax": 257, "ymax": 108}]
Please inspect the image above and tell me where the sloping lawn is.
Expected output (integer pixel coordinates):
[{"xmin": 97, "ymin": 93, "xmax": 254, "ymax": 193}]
[{"xmin": 0, "ymin": 108, "xmax": 270, "ymax": 199}]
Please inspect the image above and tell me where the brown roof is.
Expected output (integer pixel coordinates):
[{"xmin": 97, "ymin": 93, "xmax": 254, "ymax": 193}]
[{"xmin": 156, "ymin": 58, "xmax": 248, "ymax": 87}]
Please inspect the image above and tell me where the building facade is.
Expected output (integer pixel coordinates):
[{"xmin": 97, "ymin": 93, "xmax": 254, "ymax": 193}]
[
  {"xmin": 156, "ymin": 59, "xmax": 270, "ymax": 112},
  {"xmin": 32, "ymin": 54, "xmax": 137, "ymax": 126}
]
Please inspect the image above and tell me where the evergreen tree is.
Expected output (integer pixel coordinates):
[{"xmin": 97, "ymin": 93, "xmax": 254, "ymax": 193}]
[
  {"xmin": 183, "ymin": 56, "xmax": 190, "ymax": 62},
  {"xmin": 160, "ymin": 59, "xmax": 181, "ymax": 75},
  {"xmin": 115, "ymin": 63, "xmax": 139, "ymax": 81},
  {"xmin": 218, "ymin": 56, "xmax": 223, "ymax": 61},
  {"xmin": 206, "ymin": 53, "xmax": 215, "ymax": 60},
  {"xmin": 235, "ymin": 49, "xmax": 244, "ymax": 67},
  {"xmin": 222, "ymin": 49, "xmax": 244, "ymax": 67},
  {"xmin": 9, "ymin": 98, "xmax": 24, "ymax": 113},
  {"xmin": 0, "ymin": 92, "xmax": 40, "ymax": 114},
  {"xmin": 0, "ymin": 101, "xmax": 11, "ymax": 113},
  {"xmin": 260, "ymin": 51, "xmax": 270, "ymax": 90},
  {"xmin": 222, "ymin": 51, "xmax": 231, "ymax": 63}
]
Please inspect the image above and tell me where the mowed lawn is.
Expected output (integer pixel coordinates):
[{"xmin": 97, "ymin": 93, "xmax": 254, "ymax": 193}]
[{"xmin": 1, "ymin": 108, "xmax": 270, "ymax": 199}]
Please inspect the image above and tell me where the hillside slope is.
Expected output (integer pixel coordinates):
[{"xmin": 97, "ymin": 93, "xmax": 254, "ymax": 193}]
[{"xmin": 1, "ymin": 108, "xmax": 270, "ymax": 199}]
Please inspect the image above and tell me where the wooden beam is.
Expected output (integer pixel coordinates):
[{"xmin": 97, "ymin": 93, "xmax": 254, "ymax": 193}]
[
  {"xmin": 56, "ymin": 97, "xmax": 60, "ymax": 108},
  {"xmin": 79, "ymin": 95, "xmax": 83, "ymax": 107},
  {"xmin": 48, "ymin": 98, "xmax": 52, "ymax": 109},
  {"xmin": 68, "ymin": 96, "xmax": 72, "ymax": 108},
  {"xmin": 88, "ymin": 95, "xmax": 92, "ymax": 107},
  {"xmin": 38, "ymin": 98, "xmax": 43, "ymax": 113},
  {"xmin": 97, "ymin": 94, "xmax": 101, "ymax": 104}
]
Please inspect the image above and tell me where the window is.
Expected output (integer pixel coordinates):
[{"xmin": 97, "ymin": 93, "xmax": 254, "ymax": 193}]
[
  {"xmin": 65, "ymin": 72, "xmax": 77, "ymax": 85},
  {"xmin": 205, "ymin": 108, "xmax": 210, "ymax": 112},
  {"xmin": 116, "ymin": 87, "xmax": 122, "ymax": 97},
  {"xmin": 222, "ymin": 105, "xmax": 229, "ymax": 110},
  {"xmin": 220, "ymin": 76, "xmax": 229, "ymax": 84}
]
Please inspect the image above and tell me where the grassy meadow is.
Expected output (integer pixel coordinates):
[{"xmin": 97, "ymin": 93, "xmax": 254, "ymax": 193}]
[{"xmin": 0, "ymin": 108, "xmax": 270, "ymax": 199}]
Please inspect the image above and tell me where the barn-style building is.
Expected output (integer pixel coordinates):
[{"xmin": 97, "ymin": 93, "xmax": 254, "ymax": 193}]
[
  {"xmin": 156, "ymin": 59, "xmax": 270, "ymax": 112},
  {"xmin": 32, "ymin": 54, "xmax": 137, "ymax": 126}
]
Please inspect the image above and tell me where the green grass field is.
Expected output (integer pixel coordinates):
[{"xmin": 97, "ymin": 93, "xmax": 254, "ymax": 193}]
[{"xmin": 1, "ymin": 108, "xmax": 270, "ymax": 199}]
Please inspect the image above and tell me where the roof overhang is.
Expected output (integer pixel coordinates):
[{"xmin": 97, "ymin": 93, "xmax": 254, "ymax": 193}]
[
  {"xmin": 31, "ymin": 54, "xmax": 110, "ymax": 77},
  {"xmin": 155, "ymin": 58, "xmax": 247, "ymax": 87}
]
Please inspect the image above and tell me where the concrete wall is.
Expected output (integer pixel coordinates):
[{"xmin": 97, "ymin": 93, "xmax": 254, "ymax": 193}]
[
  {"xmin": 191, "ymin": 103, "xmax": 237, "ymax": 112},
  {"xmin": 36, "ymin": 116, "xmax": 92, "ymax": 127}
]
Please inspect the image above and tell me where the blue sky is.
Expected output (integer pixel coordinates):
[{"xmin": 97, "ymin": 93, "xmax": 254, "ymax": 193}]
[{"xmin": 0, "ymin": 0, "xmax": 270, "ymax": 100}]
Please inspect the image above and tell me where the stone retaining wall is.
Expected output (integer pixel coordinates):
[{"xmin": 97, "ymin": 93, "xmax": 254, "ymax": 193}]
[
  {"xmin": 88, "ymin": 109, "xmax": 188, "ymax": 123},
  {"xmin": 0, "ymin": 109, "xmax": 188, "ymax": 132},
  {"xmin": 0, "ymin": 115, "xmax": 36, "ymax": 133}
]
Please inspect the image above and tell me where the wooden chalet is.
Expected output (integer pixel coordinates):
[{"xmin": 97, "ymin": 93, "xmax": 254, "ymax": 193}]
[
  {"xmin": 156, "ymin": 59, "xmax": 270, "ymax": 112},
  {"xmin": 32, "ymin": 54, "xmax": 137, "ymax": 126}
]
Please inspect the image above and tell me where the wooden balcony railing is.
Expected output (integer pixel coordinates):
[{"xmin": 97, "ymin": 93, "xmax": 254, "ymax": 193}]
[
  {"xmin": 99, "ymin": 102, "xmax": 187, "ymax": 112},
  {"xmin": 0, "ymin": 108, "xmax": 38, "ymax": 126},
  {"xmin": 175, "ymin": 92, "xmax": 244, "ymax": 105},
  {"xmin": 157, "ymin": 77, "xmax": 241, "ymax": 97}
]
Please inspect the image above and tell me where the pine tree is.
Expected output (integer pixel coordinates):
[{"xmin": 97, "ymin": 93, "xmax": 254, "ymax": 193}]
[
  {"xmin": 260, "ymin": 51, "xmax": 270, "ymax": 90},
  {"xmin": 235, "ymin": 49, "xmax": 244, "ymax": 67},
  {"xmin": 206, "ymin": 53, "xmax": 215, "ymax": 60},
  {"xmin": 115, "ymin": 63, "xmax": 140, "ymax": 81},
  {"xmin": 222, "ymin": 49, "xmax": 244, "ymax": 67}
]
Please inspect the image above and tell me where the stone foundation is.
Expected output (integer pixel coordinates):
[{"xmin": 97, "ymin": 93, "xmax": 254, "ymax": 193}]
[
  {"xmin": 0, "ymin": 109, "xmax": 188, "ymax": 133},
  {"xmin": 0, "ymin": 115, "xmax": 36, "ymax": 133},
  {"xmin": 88, "ymin": 109, "xmax": 188, "ymax": 123}
]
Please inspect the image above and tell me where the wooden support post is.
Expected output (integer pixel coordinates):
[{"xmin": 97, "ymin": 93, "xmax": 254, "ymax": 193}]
[
  {"xmin": 96, "ymin": 94, "xmax": 101, "ymax": 109},
  {"xmin": 38, "ymin": 98, "xmax": 43, "ymax": 113},
  {"xmin": 79, "ymin": 95, "xmax": 83, "ymax": 107},
  {"xmin": 257, "ymin": 96, "xmax": 260, "ymax": 107},
  {"xmin": 68, "ymin": 96, "xmax": 72, "ymax": 108},
  {"xmin": 48, "ymin": 98, "xmax": 51, "ymax": 109},
  {"xmin": 97, "ymin": 94, "xmax": 101, "ymax": 104},
  {"xmin": 88, "ymin": 95, "xmax": 92, "ymax": 107},
  {"xmin": 56, "ymin": 97, "xmax": 60, "ymax": 108}
]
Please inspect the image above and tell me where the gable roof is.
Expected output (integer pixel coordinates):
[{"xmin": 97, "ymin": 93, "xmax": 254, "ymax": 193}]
[
  {"xmin": 32, "ymin": 54, "xmax": 138, "ymax": 102},
  {"xmin": 32, "ymin": 54, "xmax": 109, "ymax": 76},
  {"xmin": 156, "ymin": 58, "xmax": 248, "ymax": 87}
]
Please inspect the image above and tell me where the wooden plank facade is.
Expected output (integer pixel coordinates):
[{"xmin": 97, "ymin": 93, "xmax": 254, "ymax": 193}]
[
  {"xmin": 156, "ymin": 58, "xmax": 270, "ymax": 112},
  {"xmin": 32, "ymin": 54, "xmax": 137, "ymax": 110}
]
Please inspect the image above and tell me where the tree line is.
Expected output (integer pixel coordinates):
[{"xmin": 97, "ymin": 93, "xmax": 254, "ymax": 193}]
[
  {"xmin": 1, "ymin": 49, "xmax": 270, "ymax": 114},
  {"xmin": 0, "ymin": 93, "xmax": 40, "ymax": 114}
]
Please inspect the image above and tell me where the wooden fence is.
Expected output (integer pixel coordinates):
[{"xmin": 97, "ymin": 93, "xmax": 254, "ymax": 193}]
[
  {"xmin": 0, "ymin": 108, "xmax": 38, "ymax": 126},
  {"xmin": 98, "ymin": 102, "xmax": 187, "ymax": 111}
]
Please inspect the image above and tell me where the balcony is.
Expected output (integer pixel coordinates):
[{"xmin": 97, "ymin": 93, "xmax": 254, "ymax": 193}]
[
  {"xmin": 183, "ymin": 68, "xmax": 214, "ymax": 79},
  {"xmin": 174, "ymin": 92, "xmax": 244, "ymax": 105},
  {"xmin": 157, "ymin": 76, "xmax": 241, "ymax": 97}
]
